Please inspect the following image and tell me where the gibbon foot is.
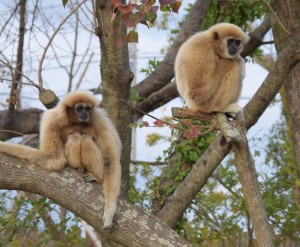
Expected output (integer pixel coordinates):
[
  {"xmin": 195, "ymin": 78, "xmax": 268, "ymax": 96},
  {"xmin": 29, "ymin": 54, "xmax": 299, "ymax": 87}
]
[
  {"xmin": 225, "ymin": 110, "xmax": 244, "ymax": 120},
  {"xmin": 82, "ymin": 172, "xmax": 98, "ymax": 183}
]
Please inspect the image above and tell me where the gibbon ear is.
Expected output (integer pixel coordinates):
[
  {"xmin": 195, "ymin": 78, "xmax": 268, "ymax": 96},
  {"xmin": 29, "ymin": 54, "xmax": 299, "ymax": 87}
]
[{"xmin": 213, "ymin": 31, "xmax": 219, "ymax": 40}]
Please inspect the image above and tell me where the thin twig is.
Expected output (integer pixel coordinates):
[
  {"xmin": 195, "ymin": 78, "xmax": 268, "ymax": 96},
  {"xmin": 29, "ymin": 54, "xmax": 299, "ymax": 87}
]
[
  {"xmin": 38, "ymin": 0, "xmax": 87, "ymax": 88},
  {"xmin": 131, "ymin": 160, "xmax": 165, "ymax": 166},
  {"xmin": 0, "ymin": 129, "xmax": 25, "ymax": 136},
  {"xmin": 91, "ymin": 0, "xmax": 98, "ymax": 33},
  {"xmin": 75, "ymin": 52, "xmax": 94, "ymax": 89},
  {"xmin": 120, "ymin": 99, "xmax": 185, "ymax": 131},
  {"xmin": 0, "ymin": 59, "xmax": 39, "ymax": 89}
]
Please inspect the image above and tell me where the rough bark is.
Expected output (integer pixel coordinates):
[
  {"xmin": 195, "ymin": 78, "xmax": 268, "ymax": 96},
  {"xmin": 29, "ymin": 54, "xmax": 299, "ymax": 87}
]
[
  {"xmin": 0, "ymin": 154, "xmax": 191, "ymax": 247},
  {"xmin": 271, "ymin": 0, "xmax": 300, "ymax": 210},
  {"xmin": 216, "ymin": 114, "xmax": 274, "ymax": 247},
  {"xmin": 95, "ymin": 0, "xmax": 133, "ymax": 200},
  {"xmin": 0, "ymin": 108, "xmax": 42, "ymax": 141},
  {"xmin": 156, "ymin": 27, "xmax": 300, "ymax": 228}
]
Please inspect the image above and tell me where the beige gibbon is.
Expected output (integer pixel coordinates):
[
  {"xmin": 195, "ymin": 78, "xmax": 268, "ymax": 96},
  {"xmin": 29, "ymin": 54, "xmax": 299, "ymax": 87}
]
[
  {"xmin": 0, "ymin": 91, "xmax": 122, "ymax": 229},
  {"xmin": 175, "ymin": 23, "xmax": 249, "ymax": 117}
]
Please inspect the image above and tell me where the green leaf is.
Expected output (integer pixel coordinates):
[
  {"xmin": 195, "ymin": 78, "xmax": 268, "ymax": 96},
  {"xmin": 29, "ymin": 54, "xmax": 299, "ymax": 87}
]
[
  {"xmin": 127, "ymin": 30, "xmax": 139, "ymax": 43},
  {"xmin": 62, "ymin": 0, "xmax": 68, "ymax": 8}
]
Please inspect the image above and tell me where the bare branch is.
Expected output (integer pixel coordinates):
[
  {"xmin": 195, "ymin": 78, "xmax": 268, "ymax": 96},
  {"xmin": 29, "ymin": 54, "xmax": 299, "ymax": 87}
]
[{"xmin": 38, "ymin": 0, "xmax": 87, "ymax": 88}]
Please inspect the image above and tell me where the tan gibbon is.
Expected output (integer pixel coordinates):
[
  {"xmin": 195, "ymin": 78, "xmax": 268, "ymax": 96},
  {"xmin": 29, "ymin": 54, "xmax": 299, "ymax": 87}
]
[
  {"xmin": 0, "ymin": 91, "xmax": 122, "ymax": 229},
  {"xmin": 175, "ymin": 23, "xmax": 249, "ymax": 117}
]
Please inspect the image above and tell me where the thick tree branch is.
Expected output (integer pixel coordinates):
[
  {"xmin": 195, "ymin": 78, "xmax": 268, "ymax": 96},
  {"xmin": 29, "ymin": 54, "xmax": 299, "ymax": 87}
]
[
  {"xmin": 215, "ymin": 113, "xmax": 275, "ymax": 246},
  {"xmin": 156, "ymin": 27, "xmax": 300, "ymax": 228},
  {"xmin": 241, "ymin": 15, "xmax": 271, "ymax": 57},
  {"xmin": 133, "ymin": 82, "xmax": 179, "ymax": 121},
  {"xmin": 0, "ymin": 108, "xmax": 42, "ymax": 141},
  {"xmin": 0, "ymin": 154, "xmax": 191, "ymax": 247}
]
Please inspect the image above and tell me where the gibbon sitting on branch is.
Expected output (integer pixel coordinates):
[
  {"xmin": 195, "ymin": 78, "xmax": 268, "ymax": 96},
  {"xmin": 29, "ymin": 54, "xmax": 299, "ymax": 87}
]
[{"xmin": 0, "ymin": 91, "xmax": 122, "ymax": 229}]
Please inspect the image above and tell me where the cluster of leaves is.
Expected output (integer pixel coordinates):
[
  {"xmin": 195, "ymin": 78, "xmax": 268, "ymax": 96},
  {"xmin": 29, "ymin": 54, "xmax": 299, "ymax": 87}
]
[
  {"xmin": 202, "ymin": 0, "xmax": 267, "ymax": 30},
  {"xmin": 261, "ymin": 118, "xmax": 300, "ymax": 239},
  {"xmin": 0, "ymin": 191, "xmax": 87, "ymax": 246},
  {"xmin": 111, "ymin": 0, "xmax": 182, "ymax": 47},
  {"xmin": 112, "ymin": 0, "xmax": 182, "ymax": 28},
  {"xmin": 140, "ymin": 57, "xmax": 161, "ymax": 76},
  {"xmin": 130, "ymin": 115, "xmax": 214, "ymax": 140}
]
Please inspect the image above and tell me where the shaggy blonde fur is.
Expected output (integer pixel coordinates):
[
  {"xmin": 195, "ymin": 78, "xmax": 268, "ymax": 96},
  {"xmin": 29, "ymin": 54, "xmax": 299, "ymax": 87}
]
[
  {"xmin": 0, "ymin": 91, "xmax": 121, "ymax": 229},
  {"xmin": 175, "ymin": 23, "xmax": 249, "ymax": 114}
]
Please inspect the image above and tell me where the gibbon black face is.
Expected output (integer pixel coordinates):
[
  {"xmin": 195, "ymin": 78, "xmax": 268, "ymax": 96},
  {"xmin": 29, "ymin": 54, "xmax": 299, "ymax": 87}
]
[
  {"xmin": 227, "ymin": 38, "xmax": 241, "ymax": 56},
  {"xmin": 75, "ymin": 103, "xmax": 93, "ymax": 122}
]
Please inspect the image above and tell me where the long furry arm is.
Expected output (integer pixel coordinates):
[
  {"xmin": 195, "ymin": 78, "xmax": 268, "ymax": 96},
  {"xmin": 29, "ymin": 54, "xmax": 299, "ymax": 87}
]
[{"xmin": 93, "ymin": 108, "xmax": 122, "ymax": 228}]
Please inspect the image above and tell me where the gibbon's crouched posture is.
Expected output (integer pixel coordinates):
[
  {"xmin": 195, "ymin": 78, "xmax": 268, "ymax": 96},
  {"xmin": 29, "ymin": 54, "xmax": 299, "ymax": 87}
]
[
  {"xmin": 0, "ymin": 91, "xmax": 122, "ymax": 229},
  {"xmin": 175, "ymin": 23, "xmax": 249, "ymax": 116}
]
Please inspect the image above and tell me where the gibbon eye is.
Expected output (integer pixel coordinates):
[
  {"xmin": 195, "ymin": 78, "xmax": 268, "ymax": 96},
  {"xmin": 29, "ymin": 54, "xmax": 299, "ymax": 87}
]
[
  {"xmin": 85, "ymin": 106, "xmax": 92, "ymax": 112},
  {"xmin": 235, "ymin": 39, "xmax": 241, "ymax": 46},
  {"xmin": 228, "ymin": 38, "xmax": 235, "ymax": 43},
  {"xmin": 76, "ymin": 105, "xmax": 84, "ymax": 113}
]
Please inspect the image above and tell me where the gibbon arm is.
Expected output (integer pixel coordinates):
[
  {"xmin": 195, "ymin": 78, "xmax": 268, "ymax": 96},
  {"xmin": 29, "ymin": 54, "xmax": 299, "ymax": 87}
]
[
  {"xmin": 38, "ymin": 109, "xmax": 66, "ymax": 171},
  {"xmin": 0, "ymin": 109, "xmax": 66, "ymax": 171}
]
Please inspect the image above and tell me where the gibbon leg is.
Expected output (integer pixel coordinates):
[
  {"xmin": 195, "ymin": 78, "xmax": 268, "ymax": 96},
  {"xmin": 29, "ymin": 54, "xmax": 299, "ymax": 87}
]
[
  {"xmin": 0, "ymin": 142, "xmax": 65, "ymax": 171},
  {"xmin": 65, "ymin": 133, "xmax": 83, "ymax": 168},
  {"xmin": 102, "ymin": 162, "xmax": 121, "ymax": 229},
  {"xmin": 80, "ymin": 135, "xmax": 105, "ymax": 184}
]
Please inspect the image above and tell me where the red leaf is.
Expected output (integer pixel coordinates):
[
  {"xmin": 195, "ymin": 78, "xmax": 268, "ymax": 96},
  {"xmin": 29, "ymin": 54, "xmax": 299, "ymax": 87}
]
[
  {"xmin": 119, "ymin": 2, "xmax": 134, "ymax": 15},
  {"xmin": 136, "ymin": 11, "xmax": 145, "ymax": 23},
  {"xmin": 183, "ymin": 126, "xmax": 200, "ymax": 139},
  {"xmin": 183, "ymin": 119, "xmax": 191, "ymax": 126},
  {"xmin": 112, "ymin": 0, "xmax": 122, "ymax": 8},
  {"xmin": 169, "ymin": 124, "xmax": 176, "ymax": 129},
  {"xmin": 113, "ymin": 34, "xmax": 127, "ymax": 49},
  {"xmin": 121, "ymin": 12, "xmax": 136, "ymax": 27},
  {"xmin": 150, "ymin": 5, "xmax": 159, "ymax": 13},
  {"xmin": 153, "ymin": 119, "xmax": 164, "ymax": 126},
  {"xmin": 172, "ymin": 1, "xmax": 182, "ymax": 13}
]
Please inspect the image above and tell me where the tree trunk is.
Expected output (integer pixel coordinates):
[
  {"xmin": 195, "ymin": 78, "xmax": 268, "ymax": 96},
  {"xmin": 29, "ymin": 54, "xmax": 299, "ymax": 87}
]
[
  {"xmin": 271, "ymin": 0, "xmax": 300, "ymax": 210},
  {"xmin": 95, "ymin": 0, "xmax": 133, "ymax": 200}
]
